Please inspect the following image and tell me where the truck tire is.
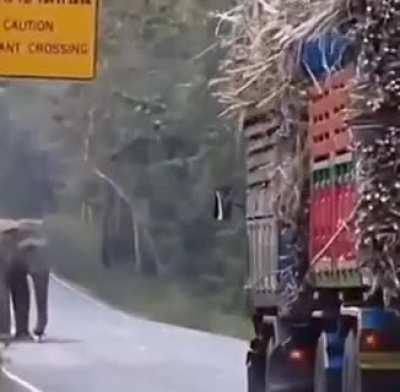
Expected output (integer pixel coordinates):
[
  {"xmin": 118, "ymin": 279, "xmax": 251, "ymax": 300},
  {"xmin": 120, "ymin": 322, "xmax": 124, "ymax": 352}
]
[
  {"xmin": 247, "ymin": 350, "xmax": 266, "ymax": 392},
  {"xmin": 247, "ymin": 336, "xmax": 269, "ymax": 392},
  {"xmin": 314, "ymin": 334, "xmax": 327, "ymax": 392},
  {"xmin": 342, "ymin": 331, "xmax": 361, "ymax": 392}
]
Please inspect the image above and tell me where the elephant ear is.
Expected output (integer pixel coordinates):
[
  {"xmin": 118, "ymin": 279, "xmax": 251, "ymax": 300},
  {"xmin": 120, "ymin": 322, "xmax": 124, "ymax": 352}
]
[
  {"xmin": 0, "ymin": 220, "xmax": 20, "ymax": 262},
  {"xmin": 0, "ymin": 219, "xmax": 19, "ymax": 252},
  {"xmin": 0, "ymin": 219, "xmax": 19, "ymax": 234}
]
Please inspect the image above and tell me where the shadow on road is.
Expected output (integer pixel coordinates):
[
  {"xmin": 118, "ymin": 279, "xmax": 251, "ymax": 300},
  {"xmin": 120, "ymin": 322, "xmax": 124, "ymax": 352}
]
[{"xmin": 12, "ymin": 337, "xmax": 82, "ymax": 345}]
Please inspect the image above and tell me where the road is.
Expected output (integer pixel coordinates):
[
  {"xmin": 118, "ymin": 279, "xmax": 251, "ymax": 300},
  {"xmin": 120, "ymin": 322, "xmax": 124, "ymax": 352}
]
[{"xmin": 1, "ymin": 276, "xmax": 247, "ymax": 392}]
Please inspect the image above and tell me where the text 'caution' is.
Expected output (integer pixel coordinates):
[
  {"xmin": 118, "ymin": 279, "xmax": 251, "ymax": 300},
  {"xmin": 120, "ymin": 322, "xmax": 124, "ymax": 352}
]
[{"xmin": 0, "ymin": 0, "xmax": 98, "ymax": 80}]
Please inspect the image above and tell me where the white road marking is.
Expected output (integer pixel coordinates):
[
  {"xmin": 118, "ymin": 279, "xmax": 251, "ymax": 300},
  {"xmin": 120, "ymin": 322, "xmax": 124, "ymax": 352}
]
[
  {"xmin": 0, "ymin": 274, "xmax": 244, "ymax": 392},
  {"xmin": 0, "ymin": 275, "xmax": 85, "ymax": 392},
  {"xmin": 50, "ymin": 274, "xmax": 134, "ymax": 323},
  {"xmin": 51, "ymin": 274, "xmax": 111, "ymax": 309},
  {"xmin": 1, "ymin": 367, "xmax": 44, "ymax": 392}
]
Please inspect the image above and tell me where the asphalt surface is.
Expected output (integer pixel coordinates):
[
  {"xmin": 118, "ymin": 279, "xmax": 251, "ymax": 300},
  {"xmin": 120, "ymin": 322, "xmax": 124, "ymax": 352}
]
[{"xmin": 1, "ymin": 276, "xmax": 247, "ymax": 392}]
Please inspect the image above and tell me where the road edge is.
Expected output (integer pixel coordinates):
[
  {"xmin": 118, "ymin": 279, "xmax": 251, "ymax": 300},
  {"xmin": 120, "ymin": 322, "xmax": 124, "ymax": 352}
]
[
  {"xmin": 50, "ymin": 273, "xmax": 247, "ymax": 344},
  {"xmin": 1, "ymin": 367, "xmax": 43, "ymax": 392}
]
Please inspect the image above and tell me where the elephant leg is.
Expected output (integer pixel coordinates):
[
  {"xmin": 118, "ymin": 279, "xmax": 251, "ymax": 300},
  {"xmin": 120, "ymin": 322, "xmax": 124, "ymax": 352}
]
[
  {"xmin": 9, "ymin": 268, "xmax": 30, "ymax": 338},
  {"xmin": 31, "ymin": 270, "xmax": 49, "ymax": 337},
  {"xmin": 0, "ymin": 276, "xmax": 11, "ymax": 339}
]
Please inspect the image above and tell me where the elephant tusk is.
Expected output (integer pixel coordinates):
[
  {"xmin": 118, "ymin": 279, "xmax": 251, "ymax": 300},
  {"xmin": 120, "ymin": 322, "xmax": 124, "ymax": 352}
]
[{"xmin": 17, "ymin": 238, "xmax": 47, "ymax": 250}]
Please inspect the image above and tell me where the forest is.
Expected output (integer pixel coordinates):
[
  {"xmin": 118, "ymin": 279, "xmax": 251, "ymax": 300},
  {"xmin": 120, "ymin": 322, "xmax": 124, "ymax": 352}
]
[{"xmin": 0, "ymin": 0, "xmax": 250, "ymax": 337}]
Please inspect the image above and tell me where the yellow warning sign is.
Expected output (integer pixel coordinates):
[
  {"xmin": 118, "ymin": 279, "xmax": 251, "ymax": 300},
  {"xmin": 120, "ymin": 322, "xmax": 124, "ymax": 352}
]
[{"xmin": 0, "ymin": 0, "xmax": 98, "ymax": 80}]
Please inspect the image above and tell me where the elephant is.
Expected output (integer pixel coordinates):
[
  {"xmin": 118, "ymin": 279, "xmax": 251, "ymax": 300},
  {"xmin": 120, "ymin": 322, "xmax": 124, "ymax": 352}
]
[{"xmin": 0, "ymin": 219, "xmax": 49, "ymax": 341}]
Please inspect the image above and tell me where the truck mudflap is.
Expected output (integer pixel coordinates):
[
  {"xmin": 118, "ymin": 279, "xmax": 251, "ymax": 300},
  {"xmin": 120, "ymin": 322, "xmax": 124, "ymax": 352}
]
[
  {"xmin": 266, "ymin": 342, "xmax": 315, "ymax": 392},
  {"xmin": 247, "ymin": 348, "xmax": 266, "ymax": 392},
  {"xmin": 266, "ymin": 323, "xmax": 320, "ymax": 392}
]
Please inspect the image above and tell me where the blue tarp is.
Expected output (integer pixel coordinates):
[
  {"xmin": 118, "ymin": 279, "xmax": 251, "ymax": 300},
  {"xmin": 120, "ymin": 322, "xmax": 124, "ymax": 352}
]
[
  {"xmin": 361, "ymin": 308, "xmax": 399, "ymax": 330},
  {"xmin": 300, "ymin": 31, "xmax": 352, "ymax": 80},
  {"xmin": 278, "ymin": 228, "xmax": 297, "ymax": 270}
]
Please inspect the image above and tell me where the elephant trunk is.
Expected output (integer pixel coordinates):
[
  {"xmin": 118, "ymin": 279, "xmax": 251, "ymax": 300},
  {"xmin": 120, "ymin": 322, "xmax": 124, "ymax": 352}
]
[{"xmin": 9, "ymin": 265, "xmax": 30, "ymax": 337}]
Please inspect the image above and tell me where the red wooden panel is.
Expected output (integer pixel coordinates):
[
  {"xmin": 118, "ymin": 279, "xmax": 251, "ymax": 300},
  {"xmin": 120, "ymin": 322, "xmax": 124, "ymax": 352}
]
[
  {"xmin": 337, "ymin": 184, "xmax": 346, "ymax": 263},
  {"xmin": 308, "ymin": 67, "xmax": 359, "ymax": 273},
  {"xmin": 310, "ymin": 173, "xmax": 357, "ymax": 270},
  {"xmin": 310, "ymin": 184, "xmax": 321, "ymax": 257},
  {"xmin": 308, "ymin": 66, "xmax": 354, "ymax": 163},
  {"xmin": 326, "ymin": 182, "xmax": 334, "ymax": 261},
  {"xmin": 342, "ymin": 183, "xmax": 356, "ymax": 265}
]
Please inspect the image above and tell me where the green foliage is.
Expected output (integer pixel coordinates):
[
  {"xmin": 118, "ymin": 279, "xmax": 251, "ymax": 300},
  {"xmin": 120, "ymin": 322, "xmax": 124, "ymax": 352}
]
[
  {"xmin": 0, "ymin": 0, "xmax": 249, "ymax": 336},
  {"xmin": 45, "ymin": 215, "xmax": 251, "ymax": 338}
]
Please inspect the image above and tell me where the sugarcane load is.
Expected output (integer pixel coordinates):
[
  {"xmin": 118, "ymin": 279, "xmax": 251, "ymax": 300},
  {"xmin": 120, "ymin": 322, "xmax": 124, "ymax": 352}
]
[{"xmin": 211, "ymin": 0, "xmax": 400, "ymax": 390}]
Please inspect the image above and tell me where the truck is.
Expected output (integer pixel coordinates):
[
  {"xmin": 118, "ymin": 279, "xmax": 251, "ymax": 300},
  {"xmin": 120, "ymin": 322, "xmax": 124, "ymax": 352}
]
[{"xmin": 212, "ymin": 1, "xmax": 400, "ymax": 391}]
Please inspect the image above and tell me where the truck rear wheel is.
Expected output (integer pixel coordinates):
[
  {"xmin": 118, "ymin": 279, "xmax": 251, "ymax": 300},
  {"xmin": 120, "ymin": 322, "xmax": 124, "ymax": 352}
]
[
  {"xmin": 247, "ymin": 351, "xmax": 265, "ymax": 392},
  {"xmin": 247, "ymin": 338, "xmax": 267, "ymax": 392}
]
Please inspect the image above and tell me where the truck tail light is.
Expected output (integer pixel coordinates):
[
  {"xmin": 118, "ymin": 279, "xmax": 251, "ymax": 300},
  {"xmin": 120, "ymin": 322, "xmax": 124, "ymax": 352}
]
[
  {"xmin": 360, "ymin": 329, "xmax": 400, "ymax": 352},
  {"xmin": 289, "ymin": 349, "xmax": 304, "ymax": 361},
  {"xmin": 287, "ymin": 345, "xmax": 315, "ymax": 371},
  {"xmin": 364, "ymin": 332, "xmax": 379, "ymax": 350}
]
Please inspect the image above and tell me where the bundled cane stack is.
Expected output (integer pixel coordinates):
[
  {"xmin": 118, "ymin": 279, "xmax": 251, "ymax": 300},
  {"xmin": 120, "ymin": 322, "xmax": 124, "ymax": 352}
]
[
  {"xmin": 211, "ymin": 0, "xmax": 312, "ymax": 231},
  {"xmin": 348, "ymin": 0, "xmax": 400, "ymax": 301},
  {"xmin": 211, "ymin": 0, "xmax": 349, "ymax": 254},
  {"xmin": 352, "ymin": 0, "xmax": 400, "ymax": 114},
  {"xmin": 212, "ymin": 0, "xmax": 400, "ymax": 300},
  {"xmin": 210, "ymin": 0, "xmax": 347, "ymax": 124},
  {"xmin": 354, "ymin": 129, "xmax": 400, "ymax": 298}
]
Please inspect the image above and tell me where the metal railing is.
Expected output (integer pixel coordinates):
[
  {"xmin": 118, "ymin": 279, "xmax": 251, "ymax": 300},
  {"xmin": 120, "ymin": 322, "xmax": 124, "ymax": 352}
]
[{"xmin": 245, "ymin": 264, "xmax": 300, "ymax": 305}]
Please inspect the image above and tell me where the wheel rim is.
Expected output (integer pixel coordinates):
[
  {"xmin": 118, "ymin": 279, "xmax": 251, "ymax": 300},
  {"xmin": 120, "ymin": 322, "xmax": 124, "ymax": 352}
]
[
  {"xmin": 265, "ymin": 339, "xmax": 274, "ymax": 392},
  {"xmin": 342, "ymin": 332, "xmax": 356, "ymax": 392},
  {"xmin": 354, "ymin": 336, "xmax": 361, "ymax": 392},
  {"xmin": 341, "ymin": 337, "xmax": 349, "ymax": 392},
  {"xmin": 314, "ymin": 334, "xmax": 327, "ymax": 392}
]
